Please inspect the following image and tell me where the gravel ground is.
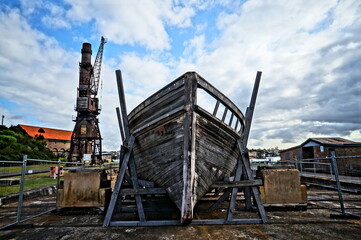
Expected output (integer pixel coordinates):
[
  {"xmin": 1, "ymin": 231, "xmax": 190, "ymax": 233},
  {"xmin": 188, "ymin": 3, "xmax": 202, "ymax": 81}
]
[{"xmin": 1, "ymin": 188, "xmax": 360, "ymax": 240}]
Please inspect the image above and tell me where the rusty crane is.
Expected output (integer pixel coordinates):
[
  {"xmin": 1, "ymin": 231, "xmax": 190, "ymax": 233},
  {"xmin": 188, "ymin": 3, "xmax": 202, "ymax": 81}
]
[{"xmin": 69, "ymin": 37, "xmax": 107, "ymax": 164}]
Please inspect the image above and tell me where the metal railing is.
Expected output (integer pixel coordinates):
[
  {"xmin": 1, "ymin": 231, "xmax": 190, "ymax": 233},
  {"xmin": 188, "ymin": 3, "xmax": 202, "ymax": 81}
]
[
  {"xmin": 276, "ymin": 153, "xmax": 361, "ymax": 218},
  {"xmin": 0, "ymin": 156, "xmax": 86, "ymax": 229}
]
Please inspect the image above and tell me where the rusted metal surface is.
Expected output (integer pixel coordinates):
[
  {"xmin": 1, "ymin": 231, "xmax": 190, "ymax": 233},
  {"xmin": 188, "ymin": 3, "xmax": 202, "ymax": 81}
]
[
  {"xmin": 69, "ymin": 37, "xmax": 106, "ymax": 164},
  {"xmin": 57, "ymin": 170, "xmax": 111, "ymax": 207}
]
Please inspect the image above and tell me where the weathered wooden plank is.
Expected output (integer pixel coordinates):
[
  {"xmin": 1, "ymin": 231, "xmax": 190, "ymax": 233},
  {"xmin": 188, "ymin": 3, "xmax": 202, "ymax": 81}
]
[
  {"xmin": 209, "ymin": 188, "xmax": 232, "ymax": 211},
  {"xmin": 241, "ymin": 71, "xmax": 262, "ymax": 147},
  {"xmin": 131, "ymin": 106, "xmax": 185, "ymax": 135},
  {"xmin": 115, "ymin": 70, "xmax": 130, "ymax": 140},
  {"xmin": 211, "ymin": 179, "xmax": 263, "ymax": 188},
  {"xmin": 181, "ymin": 73, "xmax": 198, "ymax": 224},
  {"xmin": 129, "ymin": 89, "xmax": 185, "ymax": 129},
  {"xmin": 128, "ymin": 75, "xmax": 186, "ymax": 120},
  {"xmin": 109, "ymin": 218, "xmax": 263, "ymax": 227},
  {"xmin": 120, "ymin": 188, "xmax": 167, "ymax": 195},
  {"xmin": 116, "ymin": 107, "xmax": 125, "ymax": 142},
  {"xmin": 196, "ymin": 106, "xmax": 241, "ymax": 138}
]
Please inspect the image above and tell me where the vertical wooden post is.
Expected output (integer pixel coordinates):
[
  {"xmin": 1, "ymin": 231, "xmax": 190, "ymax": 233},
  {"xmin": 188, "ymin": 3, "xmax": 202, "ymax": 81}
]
[
  {"xmin": 129, "ymin": 155, "xmax": 146, "ymax": 221},
  {"xmin": 242, "ymin": 71, "xmax": 262, "ymax": 147},
  {"xmin": 116, "ymin": 107, "xmax": 125, "ymax": 142},
  {"xmin": 242, "ymin": 71, "xmax": 261, "ymax": 210},
  {"xmin": 104, "ymin": 69, "xmax": 146, "ymax": 226},
  {"xmin": 238, "ymin": 140, "xmax": 268, "ymax": 223},
  {"xmin": 103, "ymin": 136, "xmax": 135, "ymax": 227},
  {"xmin": 116, "ymin": 70, "xmax": 130, "ymax": 141},
  {"xmin": 226, "ymin": 156, "xmax": 244, "ymax": 221},
  {"xmin": 227, "ymin": 71, "xmax": 267, "ymax": 223},
  {"xmin": 181, "ymin": 72, "xmax": 197, "ymax": 224}
]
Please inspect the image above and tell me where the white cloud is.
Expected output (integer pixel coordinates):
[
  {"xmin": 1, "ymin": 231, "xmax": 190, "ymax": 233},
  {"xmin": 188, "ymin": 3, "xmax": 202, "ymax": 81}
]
[
  {"xmin": 174, "ymin": 0, "xmax": 361, "ymax": 148},
  {"xmin": 1, "ymin": 0, "xmax": 360, "ymax": 151},
  {"xmin": 0, "ymin": 9, "xmax": 78, "ymax": 129},
  {"xmin": 65, "ymin": 0, "xmax": 195, "ymax": 50}
]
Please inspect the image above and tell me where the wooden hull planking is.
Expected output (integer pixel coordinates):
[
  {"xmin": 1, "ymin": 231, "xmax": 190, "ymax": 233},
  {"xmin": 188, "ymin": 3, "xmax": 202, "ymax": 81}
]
[{"xmin": 128, "ymin": 72, "xmax": 245, "ymax": 223}]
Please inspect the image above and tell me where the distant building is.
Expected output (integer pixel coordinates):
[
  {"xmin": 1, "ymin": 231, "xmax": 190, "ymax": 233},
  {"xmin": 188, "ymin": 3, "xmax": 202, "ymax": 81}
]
[
  {"xmin": 279, "ymin": 137, "xmax": 361, "ymax": 176},
  {"xmin": 102, "ymin": 151, "xmax": 114, "ymax": 163},
  {"xmin": 19, "ymin": 124, "xmax": 72, "ymax": 158}
]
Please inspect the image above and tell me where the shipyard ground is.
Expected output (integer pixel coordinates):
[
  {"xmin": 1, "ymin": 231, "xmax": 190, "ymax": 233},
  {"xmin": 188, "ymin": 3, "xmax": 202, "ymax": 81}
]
[{"xmin": 1, "ymin": 188, "xmax": 361, "ymax": 240}]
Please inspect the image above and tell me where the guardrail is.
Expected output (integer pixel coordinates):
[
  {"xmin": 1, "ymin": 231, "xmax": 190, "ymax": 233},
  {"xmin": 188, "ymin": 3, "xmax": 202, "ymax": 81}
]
[
  {"xmin": 0, "ymin": 156, "xmax": 92, "ymax": 229},
  {"xmin": 276, "ymin": 153, "xmax": 361, "ymax": 219}
]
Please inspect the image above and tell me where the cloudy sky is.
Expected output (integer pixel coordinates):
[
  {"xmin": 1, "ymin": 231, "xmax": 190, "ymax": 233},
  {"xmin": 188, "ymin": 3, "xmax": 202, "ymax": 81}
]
[{"xmin": 0, "ymin": 0, "xmax": 360, "ymax": 151}]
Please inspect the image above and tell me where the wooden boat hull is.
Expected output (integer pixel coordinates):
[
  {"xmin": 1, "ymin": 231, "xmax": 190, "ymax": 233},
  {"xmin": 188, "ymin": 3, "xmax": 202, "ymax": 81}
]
[{"xmin": 128, "ymin": 72, "xmax": 245, "ymax": 223}]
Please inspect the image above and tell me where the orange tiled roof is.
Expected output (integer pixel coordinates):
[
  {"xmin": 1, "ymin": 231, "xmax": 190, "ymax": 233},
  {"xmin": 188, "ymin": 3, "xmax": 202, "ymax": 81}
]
[{"xmin": 19, "ymin": 124, "xmax": 72, "ymax": 141}]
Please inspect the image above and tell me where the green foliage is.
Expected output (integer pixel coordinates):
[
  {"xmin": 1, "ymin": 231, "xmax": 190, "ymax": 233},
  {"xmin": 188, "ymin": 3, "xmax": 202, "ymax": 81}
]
[{"xmin": 0, "ymin": 125, "xmax": 56, "ymax": 161}]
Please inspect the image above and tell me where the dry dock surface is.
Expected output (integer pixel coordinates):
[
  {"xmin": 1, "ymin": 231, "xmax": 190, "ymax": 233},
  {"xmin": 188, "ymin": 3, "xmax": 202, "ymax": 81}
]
[{"xmin": 1, "ymin": 188, "xmax": 360, "ymax": 240}]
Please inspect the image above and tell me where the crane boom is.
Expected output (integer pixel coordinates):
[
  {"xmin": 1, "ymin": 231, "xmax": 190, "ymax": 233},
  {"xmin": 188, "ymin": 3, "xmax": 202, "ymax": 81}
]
[{"xmin": 90, "ymin": 36, "xmax": 107, "ymax": 95}]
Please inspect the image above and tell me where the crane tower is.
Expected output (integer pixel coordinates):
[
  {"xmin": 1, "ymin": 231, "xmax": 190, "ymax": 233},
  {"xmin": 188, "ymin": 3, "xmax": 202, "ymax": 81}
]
[{"xmin": 69, "ymin": 37, "xmax": 106, "ymax": 163}]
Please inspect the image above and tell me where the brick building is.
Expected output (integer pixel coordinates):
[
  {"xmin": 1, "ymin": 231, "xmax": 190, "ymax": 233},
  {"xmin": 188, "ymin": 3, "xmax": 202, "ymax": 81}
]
[
  {"xmin": 19, "ymin": 124, "xmax": 72, "ymax": 158},
  {"xmin": 279, "ymin": 138, "xmax": 361, "ymax": 176}
]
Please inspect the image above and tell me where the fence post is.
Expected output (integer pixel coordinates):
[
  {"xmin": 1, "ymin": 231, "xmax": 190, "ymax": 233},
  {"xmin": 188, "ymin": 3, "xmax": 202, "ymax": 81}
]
[
  {"xmin": 313, "ymin": 162, "xmax": 316, "ymax": 177},
  {"xmin": 56, "ymin": 158, "xmax": 61, "ymax": 212},
  {"xmin": 17, "ymin": 155, "xmax": 27, "ymax": 224},
  {"xmin": 330, "ymin": 151, "xmax": 345, "ymax": 215}
]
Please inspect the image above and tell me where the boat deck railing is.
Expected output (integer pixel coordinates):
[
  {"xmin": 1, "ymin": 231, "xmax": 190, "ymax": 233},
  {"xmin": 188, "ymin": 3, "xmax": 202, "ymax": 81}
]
[
  {"xmin": 196, "ymin": 76, "xmax": 245, "ymax": 134},
  {"xmin": 128, "ymin": 72, "xmax": 246, "ymax": 135}
]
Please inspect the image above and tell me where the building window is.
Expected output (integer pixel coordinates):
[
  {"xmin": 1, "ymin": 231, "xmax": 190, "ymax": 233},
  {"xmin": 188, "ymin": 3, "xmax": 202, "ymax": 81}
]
[
  {"xmin": 285, "ymin": 152, "xmax": 290, "ymax": 160},
  {"xmin": 320, "ymin": 146, "xmax": 324, "ymax": 152}
]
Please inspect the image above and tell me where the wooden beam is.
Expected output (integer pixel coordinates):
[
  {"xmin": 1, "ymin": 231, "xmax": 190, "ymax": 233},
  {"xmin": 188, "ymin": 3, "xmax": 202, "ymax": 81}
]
[
  {"xmin": 197, "ymin": 77, "xmax": 245, "ymax": 125},
  {"xmin": 209, "ymin": 188, "xmax": 232, "ymax": 211},
  {"xmin": 211, "ymin": 179, "xmax": 263, "ymax": 188},
  {"xmin": 120, "ymin": 188, "xmax": 167, "ymax": 195},
  {"xmin": 228, "ymin": 112, "xmax": 234, "ymax": 126},
  {"xmin": 103, "ymin": 135, "xmax": 135, "ymax": 227},
  {"xmin": 222, "ymin": 108, "xmax": 228, "ymax": 122},
  {"xmin": 129, "ymin": 155, "xmax": 146, "ymax": 221},
  {"xmin": 116, "ymin": 107, "xmax": 125, "ymax": 142},
  {"xmin": 128, "ymin": 74, "xmax": 185, "ymax": 120},
  {"xmin": 213, "ymin": 100, "xmax": 220, "ymax": 116},
  {"xmin": 238, "ymin": 140, "xmax": 268, "ymax": 223},
  {"xmin": 181, "ymin": 73, "xmax": 197, "ymax": 224},
  {"xmin": 115, "ymin": 70, "xmax": 130, "ymax": 140},
  {"xmin": 226, "ymin": 156, "xmax": 244, "ymax": 221},
  {"xmin": 242, "ymin": 71, "xmax": 261, "ymax": 147}
]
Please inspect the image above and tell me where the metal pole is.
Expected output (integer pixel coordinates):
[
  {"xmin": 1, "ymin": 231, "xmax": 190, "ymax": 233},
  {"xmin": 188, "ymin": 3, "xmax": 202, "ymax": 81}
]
[
  {"xmin": 56, "ymin": 158, "xmax": 61, "ymax": 212},
  {"xmin": 313, "ymin": 162, "xmax": 316, "ymax": 177},
  {"xmin": 17, "ymin": 155, "xmax": 27, "ymax": 223},
  {"xmin": 330, "ymin": 151, "xmax": 345, "ymax": 215},
  {"xmin": 1, "ymin": 115, "xmax": 4, "ymax": 125}
]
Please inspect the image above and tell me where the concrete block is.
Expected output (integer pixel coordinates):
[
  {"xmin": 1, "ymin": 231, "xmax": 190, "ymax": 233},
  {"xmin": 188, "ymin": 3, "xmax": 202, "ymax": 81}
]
[{"xmin": 259, "ymin": 169, "xmax": 307, "ymax": 204}]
